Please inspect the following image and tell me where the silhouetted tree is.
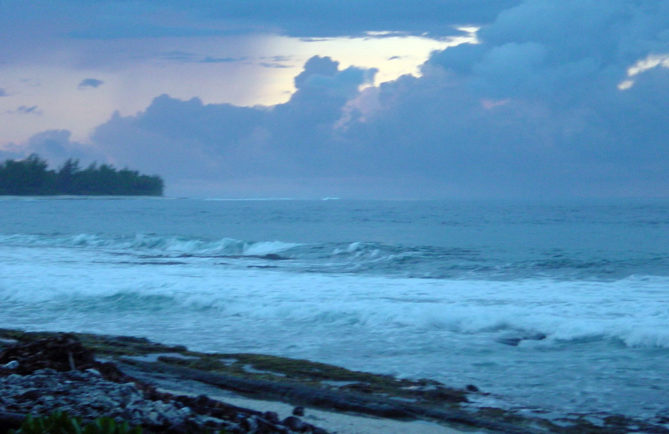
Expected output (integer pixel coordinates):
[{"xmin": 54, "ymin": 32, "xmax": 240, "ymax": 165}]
[
  {"xmin": 0, "ymin": 154, "xmax": 163, "ymax": 196},
  {"xmin": 57, "ymin": 158, "xmax": 80, "ymax": 194}
]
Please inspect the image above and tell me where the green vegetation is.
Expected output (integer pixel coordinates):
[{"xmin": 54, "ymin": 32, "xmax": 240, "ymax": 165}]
[
  {"xmin": 0, "ymin": 154, "xmax": 163, "ymax": 196},
  {"xmin": 11, "ymin": 412, "xmax": 142, "ymax": 434}
]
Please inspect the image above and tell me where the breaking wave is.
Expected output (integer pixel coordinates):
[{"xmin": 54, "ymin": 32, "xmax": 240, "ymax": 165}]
[
  {"xmin": 0, "ymin": 233, "xmax": 300, "ymax": 258},
  {"xmin": 1, "ymin": 233, "xmax": 668, "ymax": 280}
]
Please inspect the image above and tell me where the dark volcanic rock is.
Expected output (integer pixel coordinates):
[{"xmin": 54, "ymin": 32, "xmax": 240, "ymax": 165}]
[
  {"xmin": 0, "ymin": 335, "xmax": 329, "ymax": 433},
  {"xmin": 264, "ymin": 411, "xmax": 280, "ymax": 423},
  {"xmin": 292, "ymin": 406, "xmax": 305, "ymax": 416},
  {"xmin": 0, "ymin": 333, "xmax": 96, "ymax": 374},
  {"xmin": 282, "ymin": 416, "xmax": 308, "ymax": 432}
]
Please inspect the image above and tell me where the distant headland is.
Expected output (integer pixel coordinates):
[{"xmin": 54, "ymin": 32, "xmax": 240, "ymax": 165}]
[{"xmin": 0, "ymin": 154, "xmax": 164, "ymax": 196}]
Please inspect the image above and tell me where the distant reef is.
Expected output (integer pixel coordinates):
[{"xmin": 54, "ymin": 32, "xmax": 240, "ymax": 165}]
[{"xmin": 0, "ymin": 154, "xmax": 163, "ymax": 196}]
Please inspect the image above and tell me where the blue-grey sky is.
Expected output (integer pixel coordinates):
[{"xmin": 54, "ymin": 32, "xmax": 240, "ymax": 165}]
[{"xmin": 1, "ymin": 0, "xmax": 668, "ymax": 198}]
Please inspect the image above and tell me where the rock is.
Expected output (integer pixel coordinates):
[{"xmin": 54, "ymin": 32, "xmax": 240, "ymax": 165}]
[
  {"xmin": 0, "ymin": 411, "xmax": 24, "ymax": 432},
  {"xmin": 0, "ymin": 334, "xmax": 333, "ymax": 434},
  {"xmin": 240, "ymin": 415, "xmax": 258, "ymax": 431},
  {"xmin": 179, "ymin": 406, "xmax": 192, "ymax": 415},
  {"xmin": 17, "ymin": 389, "xmax": 41, "ymax": 401},
  {"xmin": 283, "ymin": 416, "xmax": 307, "ymax": 431},
  {"xmin": 0, "ymin": 334, "xmax": 95, "ymax": 374},
  {"xmin": 147, "ymin": 410, "xmax": 160, "ymax": 425},
  {"xmin": 264, "ymin": 411, "xmax": 280, "ymax": 423}
]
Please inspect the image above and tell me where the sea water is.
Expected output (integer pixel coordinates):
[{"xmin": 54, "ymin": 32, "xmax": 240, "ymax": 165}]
[{"xmin": 1, "ymin": 197, "xmax": 668, "ymax": 420}]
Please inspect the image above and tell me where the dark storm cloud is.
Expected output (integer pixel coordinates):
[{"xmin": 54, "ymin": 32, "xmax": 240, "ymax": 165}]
[
  {"xmin": 79, "ymin": 0, "xmax": 669, "ymax": 198},
  {"xmin": 78, "ymin": 78, "xmax": 104, "ymax": 89},
  {"xmin": 1, "ymin": 0, "xmax": 519, "ymax": 43},
  {"xmin": 90, "ymin": 57, "xmax": 375, "ymax": 190},
  {"xmin": 346, "ymin": 0, "xmax": 669, "ymax": 197},
  {"xmin": 188, "ymin": 0, "xmax": 521, "ymax": 37},
  {"xmin": 13, "ymin": 0, "xmax": 669, "ymax": 198}
]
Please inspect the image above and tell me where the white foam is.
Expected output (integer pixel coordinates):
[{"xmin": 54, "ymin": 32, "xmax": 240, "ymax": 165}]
[
  {"xmin": 2, "ymin": 241, "xmax": 669, "ymax": 418},
  {"xmin": 0, "ymin": 233, "xmax": 303, "ymax": 259},
  {"xmin": 243, "ymin": 241, "xmax": 301, "ymax": 256},
  {"xmin": 3, "ymin": 242, "xmax": 669, "ymax": 350}
]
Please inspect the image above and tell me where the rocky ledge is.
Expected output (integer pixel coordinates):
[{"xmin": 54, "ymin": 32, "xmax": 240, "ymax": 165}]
[
  {"xmin": 0, "ymin": 334, "xmax": 324, "ymax": 433},
  {"xmin": 1, "ymin": 329, "xmax": 667, "ymax": 434}
]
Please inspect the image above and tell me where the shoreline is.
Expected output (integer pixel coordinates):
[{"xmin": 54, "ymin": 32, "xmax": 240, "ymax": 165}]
[{"xmin": 1, "ymin": 329, "xmax": 667, "ymax": 433}]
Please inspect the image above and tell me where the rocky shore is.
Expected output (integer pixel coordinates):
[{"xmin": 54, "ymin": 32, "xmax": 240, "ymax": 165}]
[
  {"xmin": 1, "ymin": 329, "xmax": 667, "ymax": 433},
  {"xmin": 0, "ymin": 334, "xmax": 326, "ymax": 433}
]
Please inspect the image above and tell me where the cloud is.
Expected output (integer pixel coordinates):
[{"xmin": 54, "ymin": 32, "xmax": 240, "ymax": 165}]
[
  {"xmin": 0, "ymin": 88, "xmax": 7, "ymax": 97},
  {"xmin": 69, "ymin": 25, "xmax": 228, "ymax": 40},
  {"xmin": 259, "ymin": 62, "xmax": 291, "ymax": 69},
  {"xmin": 0, "ymin": 146, "xmax": 23, "ymax": 161},
  {"xmin": 27, "ymin": 130, "xmax": 106, "ymax": 165},
  {"xmin": 11, "ymin": 1, "xmax": 669, "ymax": 198},
  {"xmin": 2, "ymin": 0, "xmax": 520, "ymax": 44},
  {"xmin": 15, "ymin": 105, "xmax": 41, "ymax": 115},
  {"xmin": 264, "ymin": 55, "xmax": 292, "ymax": 62},
  {"xmin": 345, "ymin": 0, "xmax": 669, "ymax": 197},
  {"xmin": 1, "ymin": 130, "xmax": 105, "ymax": 168},
  {"xmin": 78, "ymin": 78, "xmax": 104, "ymax": 89},
  {"xmin": 87, "ymin": 56, "xmax": 377, "ymax": 195},
  {"xmin": 158, "ymin": 52, "xmax": 248, "ymax": 64},
  {"xmin": 619, "ymin": 53, "xmax": 669, "ymax": 90},
  {"xmin": 26, "ymin": 130, "xmax": 76, "ymax": 162},
  {"xmin": 201, "ymin": 56, "xmax": 247, "ymax": 63},
  {"xmin": 190, "ymin": 0, "xmax": 521, "ymax": 37},
  {"xmin": 160, "ymin": 50, "xmax": 198, "ymax": 62}
]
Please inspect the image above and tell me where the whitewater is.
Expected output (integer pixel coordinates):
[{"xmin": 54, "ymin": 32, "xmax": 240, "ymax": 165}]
[{"xmin": 1, "ymin": 197, "xmax": 668, "ymax": 420}]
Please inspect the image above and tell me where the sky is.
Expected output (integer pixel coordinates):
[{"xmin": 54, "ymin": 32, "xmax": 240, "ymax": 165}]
[{"xmin": 1, "ymin": 0, "xmax": 668, "ymax": 199}]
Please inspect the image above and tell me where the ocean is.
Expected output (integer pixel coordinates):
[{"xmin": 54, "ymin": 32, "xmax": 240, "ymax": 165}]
[{"xmin": 1, "ymin": 197, "xmax": 668, "ymax": 421}]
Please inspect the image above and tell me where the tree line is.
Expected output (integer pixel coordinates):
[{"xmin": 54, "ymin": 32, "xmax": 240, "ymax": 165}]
[{"xmin": 0, "ymin": 154, "xmax": 164, "ymax": 196}]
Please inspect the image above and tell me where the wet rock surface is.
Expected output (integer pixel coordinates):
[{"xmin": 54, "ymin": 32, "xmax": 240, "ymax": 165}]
[
  {"xmin": 0, "ymin": 334, "xmax": 96, "ymax": 374},
  {"xmin": 1, "ymin": 329, "xmax": 668, "ymax": 434},
  {"xmin": 0, "ymin": 334, "xmax": 326, "ymax": 433}
]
